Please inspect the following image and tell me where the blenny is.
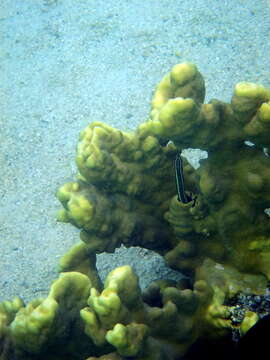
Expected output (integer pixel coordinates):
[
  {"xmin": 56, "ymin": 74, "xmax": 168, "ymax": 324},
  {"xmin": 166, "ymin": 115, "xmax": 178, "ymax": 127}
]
[{"xmin": 174, "ymin": 152, "xmax": 196, "ymax": 206}]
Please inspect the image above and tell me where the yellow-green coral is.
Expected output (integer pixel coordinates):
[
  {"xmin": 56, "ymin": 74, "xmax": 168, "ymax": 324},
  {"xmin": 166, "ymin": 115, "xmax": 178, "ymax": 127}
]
[
  {"xmin": 56, "ymin": 62, "xmax": 270, "ymax": 358},
  {"xmin": 1, "ymin": 62, "xmax": 270, "ymax": 359},
  {"xmin": 0, "ymin": 297, "xmax": 24, "ymax": 359},
  {"xmin": 59, "ymin": 241, "xmax": 102, "ymax": 290},
  {"xmin": 80, "ymin": 265, "xmax": 220, "ymax": 359},
  {"xmin": 81, "ymin": 266, "xmax": 143, "ymax": 347},
  {"xmin": 6, "ymin": 272, "xmax": 95, "ymax": 358}
]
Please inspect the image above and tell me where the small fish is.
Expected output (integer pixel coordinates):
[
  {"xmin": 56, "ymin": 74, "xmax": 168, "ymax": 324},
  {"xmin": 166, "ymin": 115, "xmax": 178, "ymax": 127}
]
[{"xmin": 174, "ymin": 152, "xmax": 194, "ymax": 205}]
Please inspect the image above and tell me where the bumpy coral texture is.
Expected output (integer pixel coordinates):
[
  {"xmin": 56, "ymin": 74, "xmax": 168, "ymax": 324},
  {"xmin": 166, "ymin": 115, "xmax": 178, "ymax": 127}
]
[{"xmin": 1, "ymin": 63, "xmax": 270, "ymax": 360}]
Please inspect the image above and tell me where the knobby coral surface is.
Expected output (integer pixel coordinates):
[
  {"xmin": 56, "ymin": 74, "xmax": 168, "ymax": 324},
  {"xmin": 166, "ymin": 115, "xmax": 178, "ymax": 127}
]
[{"xmin": 1, "ymin": 63, "xmax": 270, "ymax": 360}]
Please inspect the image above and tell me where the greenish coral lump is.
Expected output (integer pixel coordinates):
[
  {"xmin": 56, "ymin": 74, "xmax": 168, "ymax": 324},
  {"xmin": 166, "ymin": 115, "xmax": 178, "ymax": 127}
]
[{"xmin": 1, "ymin": 63, "xmax": 270, "ymax": 360}]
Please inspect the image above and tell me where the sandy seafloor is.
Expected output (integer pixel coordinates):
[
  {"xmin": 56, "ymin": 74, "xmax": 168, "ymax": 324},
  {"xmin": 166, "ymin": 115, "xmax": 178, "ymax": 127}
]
[{"xmin": 1, "ymin": 0, "xmax": 270, "ymax": 303}]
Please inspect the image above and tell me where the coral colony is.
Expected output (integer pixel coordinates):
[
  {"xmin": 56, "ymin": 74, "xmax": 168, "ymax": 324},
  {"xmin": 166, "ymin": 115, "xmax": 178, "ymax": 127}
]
[{"xmin": 1, "ymin": 63, "xmax": 270, "ymax": 359}]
